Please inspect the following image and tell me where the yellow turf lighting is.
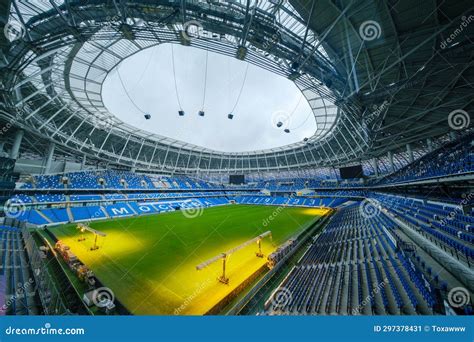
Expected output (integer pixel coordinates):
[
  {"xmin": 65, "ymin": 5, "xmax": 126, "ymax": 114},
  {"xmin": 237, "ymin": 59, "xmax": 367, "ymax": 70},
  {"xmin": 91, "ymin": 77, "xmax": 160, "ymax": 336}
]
[
  {"xmin": 76, "ymin": 223, "xmax": 107, "ymax": 251},
  {"xmin": 301, "ymin": 208, "xmax": 331, "ymax": 216},
  {"xmin": 196, "ymin": 231, "xmax": 272, "ymax": 284},
  {"xmin": 52, "ymin": 205, "xmax": 321, "ymax": 314},
  {"xmin": 76, "ymin": 224, "xmax": 86, "ymax": 241}
]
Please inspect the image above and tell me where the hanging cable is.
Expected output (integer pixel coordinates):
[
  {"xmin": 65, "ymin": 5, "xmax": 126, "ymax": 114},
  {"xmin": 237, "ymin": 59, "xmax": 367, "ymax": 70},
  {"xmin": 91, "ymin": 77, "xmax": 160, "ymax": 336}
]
[
  {"xmin": 116, "ymin": 64, "xmax": 148, "ymax": 114},
  {"xmin": 284, "ymin": 94, "xmax": 305, "ymax": 129},
  {"xmin": 290, "ymin": 110, "xmax": 312, "ymax": 130},
  {"xmin": 171, "ymin": 44, "xmax": 184, "ymax": 110},
  {"xmin": 201, "ymin": 49, "xmax": 209, "ymax": 110},
  {"xmin": 229, "ymin": 62, "xmax": 250, "ymax": 114},
  {"xmin": 227, "ymin": 56, "xmax": 231, "ymax": 109},
  {"xmin": 131, "ymin": 46, "xmax": 155, "ymax": 91}
]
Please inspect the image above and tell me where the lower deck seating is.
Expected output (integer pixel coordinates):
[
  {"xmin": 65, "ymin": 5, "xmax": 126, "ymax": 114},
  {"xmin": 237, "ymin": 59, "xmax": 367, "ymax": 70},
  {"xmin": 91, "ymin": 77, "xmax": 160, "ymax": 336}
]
[
  {"xmin": 268, "ymin": 203, "xmax": 437, "ymax": 315},
  {"xmin": 20, "ymin": 197, "xmax": 231, "ymax": 224},
  {"xmin": 0, "ymin": 226, "xmax": 40, "ymax": 315},
  {"xmin": 374, "ymin": 193, "xmax": 474, "ymax": 266},
  {"xmin": 70, "ymin": 206, "xmax": 106, "ymax": 221},
  {"xmin": 16, "ymin": 193, "xmax": 344, "ymax": 226}
]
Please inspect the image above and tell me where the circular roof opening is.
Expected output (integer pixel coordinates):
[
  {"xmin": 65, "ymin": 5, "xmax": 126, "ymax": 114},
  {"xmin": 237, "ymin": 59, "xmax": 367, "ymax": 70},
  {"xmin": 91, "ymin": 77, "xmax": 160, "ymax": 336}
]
[{"xmin": 102, "ymin": 44, "xmax": 316, "ymax": 153}]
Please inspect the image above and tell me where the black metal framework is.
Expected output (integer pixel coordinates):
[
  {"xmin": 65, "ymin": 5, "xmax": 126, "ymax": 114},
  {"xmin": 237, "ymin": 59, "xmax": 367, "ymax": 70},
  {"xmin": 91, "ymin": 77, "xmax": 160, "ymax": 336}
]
[{"xmin": 1, "ymin": 0, "xmax": 471, "ymax": 173}]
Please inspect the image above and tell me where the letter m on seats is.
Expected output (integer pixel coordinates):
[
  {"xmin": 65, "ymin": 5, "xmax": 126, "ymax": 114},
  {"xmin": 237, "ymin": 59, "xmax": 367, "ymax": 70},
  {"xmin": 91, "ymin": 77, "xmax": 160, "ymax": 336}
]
[{"xmin": 111, "ymin": 207, "xmax": 129, "ymax": 216}]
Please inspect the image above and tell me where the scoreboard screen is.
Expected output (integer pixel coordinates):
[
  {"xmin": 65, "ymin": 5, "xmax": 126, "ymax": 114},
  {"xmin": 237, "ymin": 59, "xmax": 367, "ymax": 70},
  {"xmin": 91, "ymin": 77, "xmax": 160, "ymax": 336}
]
[
  {"xmin": 339, "ymin": 165, "xmax": 364, "ymax": 179},
  {"xmin": 229, "ymin": 175, "xmax": 245, "ymax": 184}
]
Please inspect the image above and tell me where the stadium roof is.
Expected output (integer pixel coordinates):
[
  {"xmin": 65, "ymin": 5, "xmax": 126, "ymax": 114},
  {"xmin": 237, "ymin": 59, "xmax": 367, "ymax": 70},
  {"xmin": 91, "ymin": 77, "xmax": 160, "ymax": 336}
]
[{"xmin": 0, "ymin": 0, "xmax": 472, "ymax": 173}]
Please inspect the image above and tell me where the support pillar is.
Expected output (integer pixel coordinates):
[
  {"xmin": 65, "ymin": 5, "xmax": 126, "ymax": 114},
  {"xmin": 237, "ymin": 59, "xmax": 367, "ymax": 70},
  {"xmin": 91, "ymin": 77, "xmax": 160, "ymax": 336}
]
[
  {"xmin": 10, "ymin": 129, "xmax": 24, "ymax": 160},
  {"xmin": 44, "ymin": 142, "xmax": 55, "ymax": 174},
  {"xmin": 388, "ymin": 151, "xmax": 395, "ymax": 173},
  {"xmin": 372, "ymin": 157, "xmax": 379, "ymax": 177},
  {"xmin": 406, "ymin": 143, "xmax": 414, "ymax": 163},
  {"xmin": 81, "ymin": 154, "xmax": 87, "ymax": 169},
  {"xmin": 427, "ymin": 138, "xmax": 434, "ymax": 152}
]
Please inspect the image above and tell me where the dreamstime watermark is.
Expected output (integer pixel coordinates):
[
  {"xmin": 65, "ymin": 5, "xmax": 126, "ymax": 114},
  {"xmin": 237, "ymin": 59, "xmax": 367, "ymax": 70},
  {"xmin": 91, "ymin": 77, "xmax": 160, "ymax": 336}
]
[
  {"xmin": 3, "ymin": 198, "xmax": 26, "ymax": 219},
  {"xmin": 81, "ymin": 205, "xmax": 107, "ymax": 226},
  {"xmin": 270, "ymin": 286, "xmax": 293, "ymax": 311},
  {"xmin": 91, "ymin": 287, "xmax": 114, "ymax": 308},
  {"xmin": 271, "ymin": 110, "xmax": 292, "ymax": 130},
  {"xmin": 352, "ymin": 278, "xmax": 388, "ymax": 315},
  {"xmin": 180, "ymin": 19, "xmax": 236, "ymax": 45},
  {"xmin": 365, "ymin": 100, "xmax": 389, "ymax": 126},
  {"xmin": 447, "ymin": 287, "xmax": 470, "ymax": 308},
  {"xmin": 181, "ymin": 199, "xmax": 204, "ymax": 219},
  {"xmin": 359, "ymin": 20, "xmax": 382, "ymax": 41},
  {"xmin": 182, "ymin": 20, "xmax": 204, "ymax": 41},
  {"xmin": 439, "ymin": 192, "xmax": 473, "ymax": 227},
  {"xmin": 102, "ymin": 15, "xmax": 121, "ymax": 26},
  {"xmin": 0, "ymin": 111, "xmax": 24, "ymax": 137},
  {"xmin": 359, "ymin": 198, "xmax": 381, "ymax": 219},
  {"xmin": 4, "ymin": 19, "xmax": 26, "ymax": 42},
  {"xmin": 262, "ymin": 205, "xmax": 285, "ymax": 227},
  {"xmin": 0, "ymin": 278, "xmax": 34, "ymax": 312},
  {"xmin": 262, "ymin": 193, "xmax": 297, "ymax": 227},
  {"xmin": 174, "ymin": 278, "xmax": 212, "ymax": 315},
  {"xmin": 89, "ymin": 114, "xmax": 114, "ymax": 131},
  {"xmin": 448, "ymin": 109, "xmax": 470, "ymax": 130},
  {"xmin": 263, "ymin": 27, "xmax": 282, "ymax": 50},
  {"xmin": 440, "ymin": 15, "xmax": 474, "ymax": 49},
  {"xmin": 5, "ymin": 323, "xmax": 85, "ymax": 336},
  {"xmin": 72, "ymin": 15, "xmax": 122, "ymax": 54}
]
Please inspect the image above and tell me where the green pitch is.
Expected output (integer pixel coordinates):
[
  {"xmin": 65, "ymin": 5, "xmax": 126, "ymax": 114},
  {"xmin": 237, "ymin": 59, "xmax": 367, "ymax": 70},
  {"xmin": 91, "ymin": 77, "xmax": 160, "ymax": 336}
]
[{"xmin": 50, "ymin": 204, "xmax": 328, "ymax": 315}]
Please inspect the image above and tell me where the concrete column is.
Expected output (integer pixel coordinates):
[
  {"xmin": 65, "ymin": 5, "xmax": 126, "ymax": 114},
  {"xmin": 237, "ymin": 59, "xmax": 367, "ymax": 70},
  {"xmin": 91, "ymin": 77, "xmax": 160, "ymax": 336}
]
[
  {"xmin": 449, "ymin": 131, "xmax": 457, "ymax": 141},
  {"xmin": 427, "ymin": 138, "xmax": 434, "ymax": 152},
  {"xmin": 81, "ymin": 154, "xmax": 87, "ymax": 169},
  {"xmin": 406, "ymin": 143, "xmax": 414, "ymax": 163},
  {"xmin": 44, "ymin": 142, "xmax": 55, "ymax": 174},
  {"xmin": 387, "ymin": 151, "xmax": 395, "ymax": 172},
  {"xmin": 10, "ymin": 129, "xmax": 24, "ymax": 159},
  {"xmin": 15, "ymin": 84, "xmax": 22, "ymax": 103},
  {"xmin": 372, "ymin": 157, "xmax": 379, "ymax": 177}
]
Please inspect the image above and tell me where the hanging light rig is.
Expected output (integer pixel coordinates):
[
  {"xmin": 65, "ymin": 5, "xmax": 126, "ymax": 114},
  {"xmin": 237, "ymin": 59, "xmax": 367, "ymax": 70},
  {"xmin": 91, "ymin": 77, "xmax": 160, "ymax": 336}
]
[
  {"xmin": 195, "ymin": 231, "xmax": 272, "ymax": 284},
  {"xmin": 174, "ymin": 27, "xmax": 210, "ymax": 117},
  {"xmin": 227, "ymin": 62, "xmax": 250, "ymax": 120},
  {"xmin": 276, "ymin": 94, "xmax": 305, "ymax": 133},
  {"xmin": 171, "ymin": 44, "xmax": 185, "ymax": 117},
  {"xmin": 115, "ymin": 41, "xmax": 155, "ymax": 121},
  {"xmin": 116, "ymin": 62, "xmax": 151, "ymax": 120},
  {"xmin": 198, "ymin": 44, "xmax": 209, "ymax": 117},
  {"xmin": 171, "ymin": 38, "xmax": 251, "ymax": 121}
]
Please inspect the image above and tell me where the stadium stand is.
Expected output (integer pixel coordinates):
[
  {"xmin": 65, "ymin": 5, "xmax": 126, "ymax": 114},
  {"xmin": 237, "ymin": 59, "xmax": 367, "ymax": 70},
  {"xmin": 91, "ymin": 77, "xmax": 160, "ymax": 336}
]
[
  {"xmin": 379, "ymin": 134, "xmax": 473, "ymax": 184},
  {"xmin": 0, "ymin": 226, "xmax": 40, "ymax": 315},
  {"xmin": 267, "ymin": 203, "xmax": 439, "ymax": 315},
  {"xmin": 2, "ymin": 159, "xmax": 473, "ymax": 317},
  {"xmin": 373, "ymin": 194, "xmax": 474, "ymax": 266},
  {"xmin": 0, "ymin": 0, "xmax": 472, "ymax": 321}
]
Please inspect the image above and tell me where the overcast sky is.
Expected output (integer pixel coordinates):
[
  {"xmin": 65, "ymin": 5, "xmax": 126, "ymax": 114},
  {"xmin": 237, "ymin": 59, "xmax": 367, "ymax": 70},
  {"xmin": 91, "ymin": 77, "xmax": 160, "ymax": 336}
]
[{"xmin": 102, "ymin": 44, "xmax": 316, "ymax": 153}]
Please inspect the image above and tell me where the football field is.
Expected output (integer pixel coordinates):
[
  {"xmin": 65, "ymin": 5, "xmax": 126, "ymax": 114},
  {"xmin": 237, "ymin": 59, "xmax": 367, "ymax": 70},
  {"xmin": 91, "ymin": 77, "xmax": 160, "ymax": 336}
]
[{"xmin": 51, "ymin": 204, "xmax": 329, "ymax": 315}]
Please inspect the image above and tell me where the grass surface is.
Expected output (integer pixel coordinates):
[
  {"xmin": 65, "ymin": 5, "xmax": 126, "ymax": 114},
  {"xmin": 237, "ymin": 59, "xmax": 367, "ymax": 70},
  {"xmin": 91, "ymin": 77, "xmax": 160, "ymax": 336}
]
[{"xmin": 50, "ymin": 204, "xmax": 328, "ymax": 315}]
